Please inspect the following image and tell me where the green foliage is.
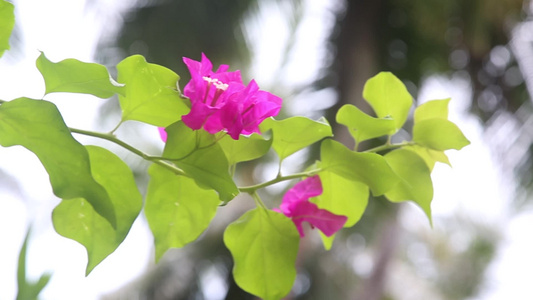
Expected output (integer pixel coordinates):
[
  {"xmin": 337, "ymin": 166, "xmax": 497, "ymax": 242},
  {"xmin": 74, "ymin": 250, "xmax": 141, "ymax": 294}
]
[
  {"xmin": 52, "ymin": 146, "xmax": 142, "ymax": 274},
  {"xmin": 36, "ymin": 52, "xmax": 125, "ymax": 98},
  {"xmin": 314, "ymin": 170, "xmax": 369, "ymax": 249},
  {"xmin": 145, "ymin": 164, "xmax": 220, "ymax": 261},
  {"xmin": 224, "ymin": 208, "xmax": 300, "ymax": 300},
  {"xmin": 414, "ymin": 119, "xmax": 470, "ymax": 150},
  {"xmin": 413, "ymin": 99, "xmax": 470, "ymax": 151},
  {"xmin": 0, "ymin": 0, "xmax": 14, "ymax": 58},
  {"xmin": 117, "ymin": 55, "xmax": 190, "ymax": 127},
  {"xmin": 384, "ymin": 149, "xmax": 434, "ymax": 224},
  {"xmin": 260, "ymin": 116, "xmax": 333, "ymax": 161},
  {"xmin": 320, "ymin": 139, "xmax": 400, "ymax": 196},
  {"xmin": 16, "ymin": 229, "xmax": 52, "ymax": 300},
  {"xmin": 315, "ymin": 170, "xmax": 369, "ymax": 228},
  {"xmin": 163, "ymin": 121, "xmax": 239, "ymax": 202},
  {"xmin": 362, "ymin": 72, "xmax": 413, "ymax": 130},
  {"xmin": 218, "ymin": 133, "xmax": 272, "ymax": 166},
  {"xmin": 414, "ymin": 98, "xmax": 450, "ymax": 121},
  {"xmin": 404, "ymin": 144, "xmax": 450, "ymax": 171},
  {"xmin": 336, "ymin": 104, "xmax": 396, "ymax": 145},
  {"xmin": 0, "ymin": 98, "xmax": 116, "ymax": 227},
  {"xmin": 0, "ymin": 16, "xmax": 471, "ymax": 296}
]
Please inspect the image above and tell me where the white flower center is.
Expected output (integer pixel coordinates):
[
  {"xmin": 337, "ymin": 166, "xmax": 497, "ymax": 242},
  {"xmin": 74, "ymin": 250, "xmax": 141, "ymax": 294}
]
[{"xmin": 203, "ymin": 76, "xmax": 228, "ymax": 91}]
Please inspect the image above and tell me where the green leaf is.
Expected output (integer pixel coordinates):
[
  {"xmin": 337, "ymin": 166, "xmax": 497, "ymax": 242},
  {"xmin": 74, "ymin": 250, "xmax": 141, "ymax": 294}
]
[
  {"xmin": 145, "ymin": 164, "xmax": 220, "ymax": 261},
  {"xmin": 218, "ymin": 133, "xmax": 272, "ymax": 166},
  {"xmin": 313, "ymin": 170, "xmax": 369, "ymax": 250},
  {"xmin": 163, "ymin": 121, "xmax": 239, "ymax": 202},
  {"xmin": 384, "ymin": 149, "xmax": 433, "ymax": 224},
  {"xmin": 0, "ymin": 98, "xmax": 116, "ymax": 227},
  {"xmin": 414, "ymin": 98, "xmax": 450, "ymax": 122},
  {"xmin": 52, "ymin": 146, "xmax": 142, "ymax": 274},
  {"xmin": 413, "ymin": 119, "xmax": 470, "ymax": 151},
  {"xmin": 117, "ymin": 55, "xmax": 190, "ymax": 127},
  {"xmin": 36, "ymin": 52, "xmax": 125, "ymax": 98},
  {"xmin": 362, "ymin": 72, "xmax": 413, "ymax": 130},
  {"xmin": 314, "ymin": 170, "xmax": 369, "ymax": 228},
  {"xmin": 336, "ymin": 104, "xmax": 396, "ymax": 144},
  {"xmin": 0, "ymin": 0, "xmax": 14, "ymax": 58},
  {"xmin": 17, "ymin": 228, "xmax": 52, "ymax": 300},
  {"xmin": 260, "ymin": 116, "xmax": 333, "ymax": 161},
  {"xmin": 404, "ymin": 144, "xmax": 450, "ymax": 171},
  {"xmin": 320, "ymin": 139, "xmax": 400, "ymax": 196},
  {"xmin": 224, "ymin": 208, "xmax": 300, "ymax": 300}
]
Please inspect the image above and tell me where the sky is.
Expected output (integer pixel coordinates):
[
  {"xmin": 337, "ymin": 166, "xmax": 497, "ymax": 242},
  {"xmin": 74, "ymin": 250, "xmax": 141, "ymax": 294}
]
[{"xmin": 0, "ymin": 0, "xmax": 532, "ymax": 299}]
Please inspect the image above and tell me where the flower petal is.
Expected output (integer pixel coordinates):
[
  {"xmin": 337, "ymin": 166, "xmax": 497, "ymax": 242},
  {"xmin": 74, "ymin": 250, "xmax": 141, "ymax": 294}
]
[
  {"xmin": 219, "ymin": 99, "xmax": 244, "ymax": 140},
  {"xmin": 180, "ymin": 54, "xmax": 282, "ymax": 139},
  {"xmin": 158, "ymin": 127, "xmax": 167, "ymax": 142},
  {"xmin": 282, "ymin": 175, "xmax": 322, "ymax": 208},
  {"xmin": 290, "ymin": 201, "xmax": 347, "ymax": 237},
  {"xmin": 182, "ymin": 102, "xmax": 217, "ymax": 130},
  {"xmin": 241, "ymin": 91, "xmax": 282, "ymax": 135}
]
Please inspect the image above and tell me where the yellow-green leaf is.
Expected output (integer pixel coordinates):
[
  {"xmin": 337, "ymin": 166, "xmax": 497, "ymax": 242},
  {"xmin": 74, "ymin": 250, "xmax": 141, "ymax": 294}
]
[
  {"xmin": 224, "ymin": 208, "xmax": 299, "ymax": 300},
  {"xmin": 0, "ymin": 0, "xmax": 14, "ymax": 58},
  {"xmin": 414, "ymin": 98, "xmax": 450, "ymax": 122},
  {"xmin": 145, "ymin": 164, "xmax": 220, "ymax": 261},
  {"xmin": 320, "ymin": 139, "xmax": 400, "ymax": 196},
  {"xmin": 52, "ymin": 146, "xmax": 142, "ymax": 274},
  {"xmin": 362, "ymin": 72, "xmax": 413, "ymax": 130},
  {"xmin": 413, "ymin": 119, "xmax": 470, "ymax": 151},
  {"xmin": 117, "ymin": 55, "xmax": 189, "ymax": 126},
  {"xmin": 218, "ymin": 133, "xmax": 272, "ymax": 166},
  {"xmin": 314, "ymin": 170, "xmax": 369, "ymax": 250},
  {"xmin": 336, "ymin": 104, "xmax": 396, "ymax": 144},
  {"xmin": 384, "ymin": 149, "xmax": 433, "ymax": 224},
  {"xmin": 260, "ymin": 116, "xmax": 333, "ymax": 161},
  {"xmin": 0, "ymin": 98, "xmax": 115, "ymax": 227},
  {"xmin": 163, "ymin": 121, "xmax": 239, "ymax": 202},
  {"xmin": 404, "ymin": 144, "xmax": 450, "ymax": 171},
  {"xmin": 36, "ymin": 52, "xmax": 125, "ymax": 98}
]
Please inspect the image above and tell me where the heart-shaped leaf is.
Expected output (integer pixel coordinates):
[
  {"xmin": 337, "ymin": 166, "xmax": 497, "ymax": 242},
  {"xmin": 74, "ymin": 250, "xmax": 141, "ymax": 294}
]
[
  {"xmin": 117, "ymin": 55, "xmax": 190, "ymax": 126},
  {"xmin": 224, "ymin": 208, "xmax": 299, "ymax": 300},
  {"xmin": 362, "ymin": 72, "xmax": 413, "ymax": 130},
  {"xmin": 384, "ymin": 149, "xmax": 433, "ymax": 224},
  {"xmin": 145, "ymin": 164, "xmax": 220, "ymax": 261},
  {"xmin": 0, "ymin": 98, "xmax": 115, "ymax": 227},
  {"xmin": 260, "ymin": 116, "xmax": 333, "ymax": 161},
  {"xmin": 52, "ymin": 146, "xmax": 142, "ymax": 274},
  {"xmin": 0, "ymin": 0, "xmax": 14, "ymax": 58},
  {"xmin": 320, "ymin": 139, "xmax": 400, "ymax": 196},
  {"xmin": 36, "ymin": 52, "xmax": 124, "ymax": 98}
]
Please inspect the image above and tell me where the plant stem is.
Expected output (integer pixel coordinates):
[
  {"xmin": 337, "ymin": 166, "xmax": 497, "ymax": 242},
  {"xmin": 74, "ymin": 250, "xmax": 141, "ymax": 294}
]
[
  {"xmin": 108, "ymin": 120, "xmax": 124, "ymax": 135},
  {"xmin": 69, "ymin": 126, "xmax": 323, "ymax": 195},
  {"xmin": 69, "ymin": 127, "xmax": 186, "ymax": 176},
  {"xmin": 239, "ymin": 169, "xmax": 321, "ymax": 194},
  {"xmin": 252, "ymin": 192, "xmax": 268, "ymax": 210},
  {"xmin": 363, "ymin": 141, "xmax": 415, "ymax": 153}
]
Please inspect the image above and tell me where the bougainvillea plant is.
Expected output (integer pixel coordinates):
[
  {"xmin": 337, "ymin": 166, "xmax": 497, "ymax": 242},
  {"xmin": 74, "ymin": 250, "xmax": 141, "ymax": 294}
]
[{"xmin": 0, "ymin": 1, "xmax": 470, "ymax": 299}]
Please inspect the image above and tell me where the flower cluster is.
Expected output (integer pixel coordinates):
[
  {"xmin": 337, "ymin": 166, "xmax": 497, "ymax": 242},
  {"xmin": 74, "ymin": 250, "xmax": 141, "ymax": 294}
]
[
  {"xmin": 161, "ymin": 54, "xmax": 345, "ymax": 238},
  {"xmin": 162, "ymin": 53, "xmax": 282, "ymax": 141},
  {"xmin": 275, "ymin": 176, "xmax": 347, "ymax": 237}
]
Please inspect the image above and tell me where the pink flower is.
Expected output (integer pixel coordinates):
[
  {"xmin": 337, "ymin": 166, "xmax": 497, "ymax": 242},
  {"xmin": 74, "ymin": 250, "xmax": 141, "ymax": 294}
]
[
  {"xmin": 275, "ymin": 176, "xmax": 347, "ymax": 237},
  {"xmin": 158, "ymin": 127, "xmax": 168, "ymax": 142},
  {"xmin": 180, "ymin": 53, "xmax": 282, "ymax": 140}
]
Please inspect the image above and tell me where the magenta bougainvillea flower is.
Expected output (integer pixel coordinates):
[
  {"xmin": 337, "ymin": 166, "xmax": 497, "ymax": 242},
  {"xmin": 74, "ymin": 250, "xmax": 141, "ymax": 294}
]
[
  {"xmin": 178, "ymin": 53, "xmax": 282, "ymax": 140},
  {"xmin": 158, "ymin": 127, "xmax": 168, "ymax": 142},
  {"xmin": 275, "ymin": 175, "xmax": 347, "ymax": 237}
]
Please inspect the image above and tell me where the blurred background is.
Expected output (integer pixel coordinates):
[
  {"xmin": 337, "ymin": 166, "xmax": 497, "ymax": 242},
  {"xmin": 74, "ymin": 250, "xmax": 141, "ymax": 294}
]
[{"xmin": 1, "ymin": 0, "xmax": 533, "ymax": 299}]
